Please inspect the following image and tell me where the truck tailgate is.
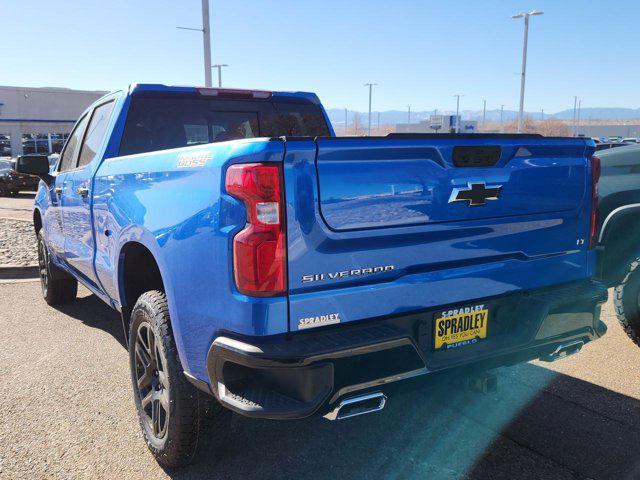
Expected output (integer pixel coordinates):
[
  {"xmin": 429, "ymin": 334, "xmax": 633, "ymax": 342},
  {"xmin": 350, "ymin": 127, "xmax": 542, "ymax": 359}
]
[{"xmin": 283, "ymin": 135, "xmax": 596, "ymax": 332}]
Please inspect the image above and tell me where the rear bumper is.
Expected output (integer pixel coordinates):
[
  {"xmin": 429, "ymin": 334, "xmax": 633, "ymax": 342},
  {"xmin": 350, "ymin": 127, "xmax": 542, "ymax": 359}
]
[{"xmin": 204, "ymin": 280, "xmax": 607, "ymax": 420}]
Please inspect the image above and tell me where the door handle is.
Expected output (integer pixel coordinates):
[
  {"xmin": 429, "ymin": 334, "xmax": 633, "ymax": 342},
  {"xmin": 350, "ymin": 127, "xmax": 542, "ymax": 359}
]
[
  {"xmin": 76, "ymin": 187, "xmax": 90, "ymax": 197},
  {"xmin": 54, "ymin": 186, "xmax": 63, "ymax": 195}
]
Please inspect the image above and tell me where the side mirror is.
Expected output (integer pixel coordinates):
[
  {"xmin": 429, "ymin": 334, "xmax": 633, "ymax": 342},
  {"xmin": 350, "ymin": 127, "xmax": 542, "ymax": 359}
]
[{"xmin": 15, "ymin": 154, "xmax": 52, "ymax": 183}]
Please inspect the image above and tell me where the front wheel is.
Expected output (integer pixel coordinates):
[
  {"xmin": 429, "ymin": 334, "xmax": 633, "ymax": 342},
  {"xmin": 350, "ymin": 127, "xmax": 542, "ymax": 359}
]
[
  {"xmin": 614, "ymin": 255, "xmax": 640, "ymax": 347},
  {"xmin": 129, "ymin": 290, "xmax": 218, "ymax": 468}
]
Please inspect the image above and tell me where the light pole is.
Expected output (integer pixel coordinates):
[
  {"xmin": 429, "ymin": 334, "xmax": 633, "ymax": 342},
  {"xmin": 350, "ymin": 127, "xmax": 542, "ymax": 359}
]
[
  {"xmin": 500, "ymin": 104, "xmax": 505, "ymax": 132},
  {"xmin": 540, "ymin": 108, "xmax": 544, "ymax": 121},
  {"xmin": 177, "ymin": 0, "xmax": 214, "ymax": 87},
  {"xmin": 512, "ymin": 10, "xmax": 543, "ymax": 133},
  {"xmin": 212, "ymin": 64, "xmax": 228, "ymax": 87},
  {"xmin": 573, "ymin": 97, "xmax": 578, "ymax": 137},
  {"xmin": 364, "ymin": 83, "xmax": 377, "ymax": 136},
  {"xmin": 482, "ymin": 99, "xmax": 487, "ymax": 128},
  {"xmin": 407, "ymin": 105, "xmax": 411, "ymax": 130},
  {"xmin": 377, "ymin": 112, "xmax": 380, "ymax": 131},
  {"xmin": 453, "ymin": 94, "xmax": 464, "ymax": 133}
]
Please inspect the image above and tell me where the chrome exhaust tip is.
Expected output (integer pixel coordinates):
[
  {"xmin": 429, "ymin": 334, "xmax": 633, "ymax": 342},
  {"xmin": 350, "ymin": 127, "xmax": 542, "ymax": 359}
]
[
  {"xmin": 539, "ymin": 340, "xmax": 584, "ymax": 363},
  {"xmin": 324, "ymin": 392, "xmax": 387, "ymax": 421}
]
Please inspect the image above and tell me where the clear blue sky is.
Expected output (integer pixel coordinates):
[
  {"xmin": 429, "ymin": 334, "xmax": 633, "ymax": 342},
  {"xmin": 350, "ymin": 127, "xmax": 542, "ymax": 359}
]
[{"xmin": 4, "ymin": 0, "xmax": 639, "ymax": 113}]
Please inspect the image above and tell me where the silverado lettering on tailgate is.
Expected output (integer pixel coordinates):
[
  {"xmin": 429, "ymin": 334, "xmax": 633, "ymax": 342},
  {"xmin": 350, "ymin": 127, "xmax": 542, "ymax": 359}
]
[{"xmin": 302, "ymin": 265, "xmax": 394, "ymax": 284}]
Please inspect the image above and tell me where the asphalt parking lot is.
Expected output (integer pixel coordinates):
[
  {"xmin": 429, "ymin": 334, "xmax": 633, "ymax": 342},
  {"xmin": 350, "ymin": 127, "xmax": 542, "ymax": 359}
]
[{"xmin": 1, "ymin": 279, "xmax": 640, "ymax": 480}]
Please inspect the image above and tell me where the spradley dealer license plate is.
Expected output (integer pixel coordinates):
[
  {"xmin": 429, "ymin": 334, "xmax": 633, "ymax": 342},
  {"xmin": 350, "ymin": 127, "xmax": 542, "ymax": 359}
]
[{"xmin": 434, "ymin": 304, "xmax": 489, "ymax": 350}]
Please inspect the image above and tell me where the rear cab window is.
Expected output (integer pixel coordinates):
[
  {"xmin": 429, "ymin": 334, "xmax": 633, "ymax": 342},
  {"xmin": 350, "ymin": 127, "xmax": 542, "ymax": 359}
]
[{"xmin": 119, "ymin": 92, "xmax": 330, "ymax": 156}]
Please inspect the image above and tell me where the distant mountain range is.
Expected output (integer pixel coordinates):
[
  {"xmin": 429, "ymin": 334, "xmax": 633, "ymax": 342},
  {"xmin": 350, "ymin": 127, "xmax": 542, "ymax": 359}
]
[{"xmin": 326, "ymin": 108, "xmax": 640, "ymax": 126}]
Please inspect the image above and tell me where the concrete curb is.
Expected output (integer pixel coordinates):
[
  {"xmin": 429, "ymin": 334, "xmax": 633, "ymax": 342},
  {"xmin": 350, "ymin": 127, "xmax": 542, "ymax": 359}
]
[{"xmin": 0, "ymin": 264, "xmax": 39, "ymax": 280}]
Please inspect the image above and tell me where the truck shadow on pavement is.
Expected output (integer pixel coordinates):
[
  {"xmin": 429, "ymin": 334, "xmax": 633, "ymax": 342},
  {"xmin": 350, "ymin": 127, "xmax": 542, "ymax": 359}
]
[
  {"xmin": 52, "ymin": 292, "xmax": 127, "ymax": 348},
  {"xmin": 55, "ymin": 294, "xmax": 640, "ymax": 480}
]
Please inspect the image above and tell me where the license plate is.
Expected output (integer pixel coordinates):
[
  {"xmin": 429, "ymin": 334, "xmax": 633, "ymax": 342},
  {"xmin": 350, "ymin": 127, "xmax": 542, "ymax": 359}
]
[{"xmin": 434, "ymin": 304, "xmax": 489, "ymax": 350}]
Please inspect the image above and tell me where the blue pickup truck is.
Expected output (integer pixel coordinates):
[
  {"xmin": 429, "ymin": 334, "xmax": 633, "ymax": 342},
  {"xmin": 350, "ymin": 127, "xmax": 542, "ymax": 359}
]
[{"xmin": 17, "ymin": 84, "xmax": 607, "ymax": 467}]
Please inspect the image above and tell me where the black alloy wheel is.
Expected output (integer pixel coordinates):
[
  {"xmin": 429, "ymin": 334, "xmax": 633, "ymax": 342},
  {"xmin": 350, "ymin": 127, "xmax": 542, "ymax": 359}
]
[{"xmin": 134, "ymin": 321, "xmax": 171, "ymax": 440}]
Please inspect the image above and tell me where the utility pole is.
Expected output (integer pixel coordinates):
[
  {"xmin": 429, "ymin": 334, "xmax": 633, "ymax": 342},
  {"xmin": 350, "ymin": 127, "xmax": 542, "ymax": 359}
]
[
  {"xmin": 177, "ymin": 0, "xmax": 213, "ymax": 87},
  {"xmin": 212, "ymin": 64, "xmax": 228, "ymax": 87},
  {"xmin": 500, "ymin": 104, "xmax": 505, "ymax": 132},
  {"xmin": 540, "ymin": 108, "xmax": 544, "ymax": 121},
  {"xmin": 512, "ymin": 11, "xmax": 544, "ymax": 133},
  {"xmin": 202, "ymin": 0, "xmax": 212, "ymax": 87},
  {"xmin": 577, "ymin": 100, "xmax": 582, "ymax": 135},
  {"xmin": 377, "ymin": 112, "xmax": 380, "ymax": 131},
  {"xmin": 572, "ymin": 96, "xmax": 578, "ymax": 136},
  {"xmin": 364, "ymin": 83, "xmax": 377, "ymax": 136},
  {"xmin": 453, "ymin": 94, "xmax": 464, "ymax": 133},
  {"xmin": 344, "ymin": 108, "xmax": 348, "ymax": 135},
  {"xmin": 482, "ymin": 99, "xmax": 487, "ymax": 128},
  {"xmin": 407, "ymin": 105, "xmax": 411, "ymax": 130}
]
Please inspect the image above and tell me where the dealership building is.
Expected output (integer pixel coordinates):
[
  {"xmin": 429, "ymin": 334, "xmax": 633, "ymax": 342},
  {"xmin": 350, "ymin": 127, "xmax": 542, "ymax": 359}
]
[
  {"xmin": 0, "ymin": 85, "xmax": 107, "ymax": 157},
  {"xmin": 396, "ymin": 115, "xmax": 478, "ymax": 134}
]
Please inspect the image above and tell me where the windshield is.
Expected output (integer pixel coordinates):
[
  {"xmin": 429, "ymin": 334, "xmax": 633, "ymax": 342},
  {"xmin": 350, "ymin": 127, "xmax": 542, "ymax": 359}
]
[{"xmin": 119, "ymin": 94, "xmax": 331, "ymax": 156}]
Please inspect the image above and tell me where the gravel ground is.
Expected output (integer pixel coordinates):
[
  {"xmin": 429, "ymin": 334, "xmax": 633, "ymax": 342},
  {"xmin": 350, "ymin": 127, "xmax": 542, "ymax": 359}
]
[
  {"xmin": 0, "ymin": 218, "xmax": 37, "ymax": 266},
  {"xmin": 2, "ymin": 282, "xmax": 640, "ymax": 479}
]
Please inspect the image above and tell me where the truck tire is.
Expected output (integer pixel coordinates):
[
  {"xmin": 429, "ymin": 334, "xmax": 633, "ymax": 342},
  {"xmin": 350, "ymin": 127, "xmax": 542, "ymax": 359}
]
[
  {"xmin": 614, "ymin": 255, "xmax": 640, "ymax": 347},
  {"xmin": 37, "ymin": 230, "xmax": 77, "ymax": 305},
  {"xmin": 129, "ymin": 290, "xmax": 217, "ymax": 468}
]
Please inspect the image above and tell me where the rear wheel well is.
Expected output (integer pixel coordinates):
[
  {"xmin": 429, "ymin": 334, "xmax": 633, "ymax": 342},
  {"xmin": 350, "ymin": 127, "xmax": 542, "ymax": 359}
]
[
  {"xmin": 119, "ymin": 242, "xmax": 165, "ymax": 336},
  {"xmin": 600, "ymin": 210, "xmax": 640, "ymax": 286}
]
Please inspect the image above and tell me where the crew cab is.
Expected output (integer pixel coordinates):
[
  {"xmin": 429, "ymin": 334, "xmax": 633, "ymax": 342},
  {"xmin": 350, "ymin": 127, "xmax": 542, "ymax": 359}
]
[{"xmin": 17, "ymin": 84, "xmax": 606, "ymax": 468}]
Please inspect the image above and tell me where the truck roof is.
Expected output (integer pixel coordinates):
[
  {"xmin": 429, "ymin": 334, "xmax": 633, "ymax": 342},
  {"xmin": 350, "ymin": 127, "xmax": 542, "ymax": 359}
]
[{"xmin": 124, "ymin": 83, "xmax": 322, "ymax": 105}]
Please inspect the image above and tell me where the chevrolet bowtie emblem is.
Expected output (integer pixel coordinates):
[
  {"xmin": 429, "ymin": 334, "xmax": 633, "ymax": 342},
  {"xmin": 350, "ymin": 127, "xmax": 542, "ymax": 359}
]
[{"xmin": 449, "ymin": 182, "xmax": 502, "ymax": 206}]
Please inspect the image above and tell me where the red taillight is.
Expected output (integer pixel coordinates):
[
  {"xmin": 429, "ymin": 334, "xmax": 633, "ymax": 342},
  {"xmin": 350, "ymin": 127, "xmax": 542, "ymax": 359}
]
[
  {"xmin": 225, "ymin": 163, "xmax": 286, "ymax": 296},
  {"xmin": 589, "ymin": 155, "xmax": 601, "ymax": 248}
]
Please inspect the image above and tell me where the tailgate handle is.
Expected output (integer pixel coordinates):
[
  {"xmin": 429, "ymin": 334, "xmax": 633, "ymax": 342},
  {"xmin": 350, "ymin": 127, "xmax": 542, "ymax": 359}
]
[{"xmin": 452, "ymin": 146, "xmax": 501, "ymax": 167}]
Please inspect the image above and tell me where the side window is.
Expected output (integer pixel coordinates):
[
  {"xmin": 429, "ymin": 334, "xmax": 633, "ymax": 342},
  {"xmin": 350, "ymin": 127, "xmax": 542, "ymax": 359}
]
[
  {"xmin": 77, "ymin": 101, "xmax": 115, "ymax": 168},
  {"xmin": 58, "ymin": 115, "xmax": 89, "ymax": 172}
]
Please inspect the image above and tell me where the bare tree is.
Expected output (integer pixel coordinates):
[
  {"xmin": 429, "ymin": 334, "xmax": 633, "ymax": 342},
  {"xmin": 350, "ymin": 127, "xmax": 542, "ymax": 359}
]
[
  {"xmin": 537, "ymin": 119, "xmax": 570, "ymax": 136},
  {"xmin": 353, "ymin": 113, "xmax": 364, "ymax": 135}
]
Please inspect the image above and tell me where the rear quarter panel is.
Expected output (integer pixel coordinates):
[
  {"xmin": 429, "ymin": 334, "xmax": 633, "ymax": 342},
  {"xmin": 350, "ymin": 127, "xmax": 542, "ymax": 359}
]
[{"xmin": 92, "ymin": 139, "xmax": 287, "ymax": 380}]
